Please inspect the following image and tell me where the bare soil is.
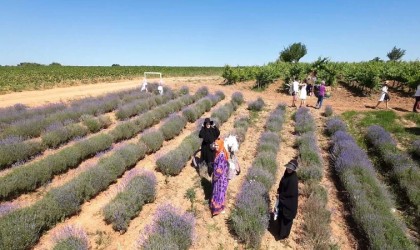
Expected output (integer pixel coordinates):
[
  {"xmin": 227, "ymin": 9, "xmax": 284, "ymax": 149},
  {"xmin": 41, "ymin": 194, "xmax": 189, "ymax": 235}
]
[{"xmin": 1, "ymin": 76, "xmax": 417, "ymax": 250}]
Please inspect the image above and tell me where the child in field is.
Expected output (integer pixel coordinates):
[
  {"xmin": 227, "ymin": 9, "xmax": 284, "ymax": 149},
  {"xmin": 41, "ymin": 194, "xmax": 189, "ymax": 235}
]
[{"xmin": 375, "ymin": 82, "xmax": 390, "ymax": 109}]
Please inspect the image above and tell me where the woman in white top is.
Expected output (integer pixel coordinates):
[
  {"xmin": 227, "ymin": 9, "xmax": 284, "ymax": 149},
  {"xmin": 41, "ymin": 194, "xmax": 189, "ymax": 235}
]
[
  {"xmin": 299, "ymin": 79, "xmax": 308, "ymax": 107},
  {"xmin": 291, "ymin": 78, "xmax": 300, "ymax": 107},
  {"xmin": 413, "ymin": 84, "xmax": 420, "ymax": 112},
  {"xmin": 375, "ymin": 82, "xmax": 389, "ymax": 109}
]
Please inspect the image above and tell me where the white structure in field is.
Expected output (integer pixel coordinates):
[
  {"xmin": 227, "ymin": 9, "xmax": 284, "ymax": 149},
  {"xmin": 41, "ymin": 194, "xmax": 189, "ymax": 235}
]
[{"xmin": 142, "ymin": 72, "xmax": 164, "ymax": 94}]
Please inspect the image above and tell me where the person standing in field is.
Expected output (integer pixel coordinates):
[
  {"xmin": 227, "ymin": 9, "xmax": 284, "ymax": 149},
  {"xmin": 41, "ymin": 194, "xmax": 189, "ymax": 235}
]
[
  {"xmin": 306, "ymin": 77, "xmax": 313, "ymax": 97},
  {"xmin": 315, "ymin": 81, "xmax": 326, "ymax": 109},
  {"xmin": 199, "ymin": 118, "xmax": 220, "ymax": 176},
  {"xmin": 413, "ymin": 84, "xmax": 420, "ymax": 112},
  {"xmin": 276, "ymin": 159, "xmax": 298, "ymax": 240},
  {"xmin": 291, "ymin": 78, "xmax": 300, "ymax": 107},
  {"xmin": 375, "ymin": 82, "xmax": 390, "ymax": 109},
  {"xmin": 299, "ymin": 79, "xmax": 308, "ymax": 107},
  {"xmin": 210, "ymin": 138, "xmax": 229, "ymax": 216}
]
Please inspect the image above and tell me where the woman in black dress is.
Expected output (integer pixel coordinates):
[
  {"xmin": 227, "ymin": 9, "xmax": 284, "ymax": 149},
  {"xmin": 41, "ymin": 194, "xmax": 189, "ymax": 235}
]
[
  {"xmin": 276, "ymin": 159, "xmax": 298, "ymax": 239},
  {"xmin": 199, "ymin": 118, "xmax": 220, "ymax": 176}
]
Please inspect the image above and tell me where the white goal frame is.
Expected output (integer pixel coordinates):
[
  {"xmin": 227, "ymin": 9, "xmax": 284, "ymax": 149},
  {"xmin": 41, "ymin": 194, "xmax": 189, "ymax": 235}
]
[{"xmin": 144, "ymin": 72, "xmax": 163, "ymax": 84}]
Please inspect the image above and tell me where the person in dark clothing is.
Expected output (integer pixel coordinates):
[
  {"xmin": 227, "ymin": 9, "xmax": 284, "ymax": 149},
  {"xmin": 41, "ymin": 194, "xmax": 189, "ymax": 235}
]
[
  {"xmin": 199, "ymin": 117, "xmax": 220, "ymax": 176},
  {"xmin": 276, "ymin": 159, "xmax": 298, "ymax": 240}
]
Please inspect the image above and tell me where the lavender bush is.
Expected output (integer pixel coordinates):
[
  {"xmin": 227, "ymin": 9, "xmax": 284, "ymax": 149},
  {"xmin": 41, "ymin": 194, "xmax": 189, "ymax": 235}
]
[
  {"xmin": 138, "ymin": 204, "xmax": 195, "ymax": 250},
  {"xmin": 294, "ymin": 107, "xmax": 316, "ymax": 134},
  {"xmin": 140, "ymin": 129, "xmax": 165, "ymax": 154},
  {"xmin": 160, "ymin": 115, "xmax": 187, "ymax": 140},
  {"xmin": 265, "ymin": 103, "xmax": 287, "ymax": 132},
  {"xmin": 296, "ymin": 132, "xmax": 323, "ymax": 182},
  {"xmin": 328, "ymin": 120, "xmax": 415, "ymax": 249},
  {"xmin": 230, "ymin": 181, "xmax": 269, "ymax": 248},
  {"xmin": 324, "ymin": 105, "xmax": 333, "ymax": 117},
  {"xmin": 325, "ymin": 117, "xmax": 347, "ymax": 136},
  {"xmin": 103, "ymin": 170, "xmax": 156, "ymax": 232},
  {"xmin": 211, "ymin": 102, "xmax": 234, "ymax": 124},
  {"xmin": 196, "ymin": 86, "xmax": 209, "ymax": 97},
  {"xmin": 0, "ymin": 136, "xmax": 44, "ymax": 169},
  {"xmin": 215, "ymin": 90, "xmax": 225, "ymax": 100},
  {"xmin": 231, "ymin": 116, "xmax": 250, "ymax": 144},
  {"xmin": 41, "ymin": 123, "xmax": 89, "ymax": 148},
  {"xmin": 0, "ymin": 202, "xmax": 18, "ymax": 218},
  {"xmin": 179, "ymin": 86, "xmax": 189, "ymax": 95},
  {"xmin": 247, "ymin": 97, "xmax": 265, "ymax": 111},
  {"xmin": 232, "ymin": 92, "xmax": 244, "ymax": 105},
  {"xmin": 52, "ymin": 225, "xmax": 89, "ymax": 250}
]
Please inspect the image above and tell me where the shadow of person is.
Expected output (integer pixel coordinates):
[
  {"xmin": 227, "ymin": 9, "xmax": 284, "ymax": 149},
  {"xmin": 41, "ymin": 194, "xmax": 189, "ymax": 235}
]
[
  {"xmin": 201, "ymin": 177, "xmax": 212, "ymax": 201},
  {"xmin": 364, "ymin": 105, "xmax": 377, "ymax": 109},
  {"xmin": 405, "ymin": 127, "xmax": 420, "ymax": 136},
  {"xmin": 393, "ymin": 107, "xmax": 410, "ymax": 112}
]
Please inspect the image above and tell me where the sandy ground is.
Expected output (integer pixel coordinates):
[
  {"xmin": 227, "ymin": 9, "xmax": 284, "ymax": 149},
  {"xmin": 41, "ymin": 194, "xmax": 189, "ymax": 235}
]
[{"xmin": 1, "ymin": 76, "xmax": 418, "ymax": 250}]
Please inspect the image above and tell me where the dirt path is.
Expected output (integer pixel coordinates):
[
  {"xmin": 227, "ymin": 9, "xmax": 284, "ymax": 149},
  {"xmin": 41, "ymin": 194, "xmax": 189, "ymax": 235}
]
[{"xmin": 0, "ymin": 76, "xmax": 221, "ymax": 108}]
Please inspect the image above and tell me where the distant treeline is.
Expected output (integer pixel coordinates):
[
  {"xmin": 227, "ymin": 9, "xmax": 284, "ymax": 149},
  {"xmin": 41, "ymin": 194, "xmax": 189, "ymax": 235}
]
[{"xmin": 0, "ymin": 65, "xmax": 224, "ymax": 93}]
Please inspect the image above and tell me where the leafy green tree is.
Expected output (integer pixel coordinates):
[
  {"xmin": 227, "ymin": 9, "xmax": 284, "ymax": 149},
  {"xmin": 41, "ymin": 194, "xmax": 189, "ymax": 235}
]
[
  {"xmin": 387, "ymin": 46, "xmax": 405, "ymax": 61},
  {"xmin": 49, "ymin": 62, "xmax": 61, "ymax": 66},
  {"xmin": 279, "ymin": 43, "xmax": 307, "ymax": 63},
  {"xmin": 370, "ymin": 57, "xmax": 383, "ymax": 62}
]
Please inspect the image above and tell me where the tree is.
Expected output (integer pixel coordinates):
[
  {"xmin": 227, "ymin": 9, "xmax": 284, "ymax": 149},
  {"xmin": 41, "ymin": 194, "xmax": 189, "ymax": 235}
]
[
  {"xmin": 112, "ymin": 64, "xmax": 120, "ymax": 67},
  {"xmin": 279, "ymin": 43, "xmax": 307, "ymax": 63},
  {"xmin": 387, "ymin": 46, "xmax": 405, "ymax": 61},
  {"xmin": 49, "ymin": 62, "xmax": 61, "ymax": 66},
  {"xmin": 370, "ymin": 57, "xmax": 383, "ymax": 62}
]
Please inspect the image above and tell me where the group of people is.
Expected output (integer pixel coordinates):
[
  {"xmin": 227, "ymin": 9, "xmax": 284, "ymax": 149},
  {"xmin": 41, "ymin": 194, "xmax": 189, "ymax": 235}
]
[
  {"xmin": 198, "ymin": 117, "xmax": 298, "ymax": 240},
  {"xmin": 291, "ymin": 77, "xmax": 327, "ymax": 109},
  {"xmin": 140, "ymin": 79, "xmax": 164, "ymax": 95}
]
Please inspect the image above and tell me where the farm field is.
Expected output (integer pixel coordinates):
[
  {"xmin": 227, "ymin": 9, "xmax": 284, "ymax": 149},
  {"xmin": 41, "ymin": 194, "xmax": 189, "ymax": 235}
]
[{"xmin": 0, "ymin": 77, "xmax": 419, "ymax": 250}]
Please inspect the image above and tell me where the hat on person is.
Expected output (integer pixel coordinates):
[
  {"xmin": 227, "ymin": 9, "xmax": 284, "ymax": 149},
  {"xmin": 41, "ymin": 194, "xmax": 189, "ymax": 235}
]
[
  {"xmin": 285, "ymin": 159, "xmax": 298, "ymax": 171},
  {"xmin": 204, "ymin": 118, "xmax": 212, "ymax": 125},
  {"xmin": 321, "ymin": 81, "xmax": 326, "ymax": 85}
]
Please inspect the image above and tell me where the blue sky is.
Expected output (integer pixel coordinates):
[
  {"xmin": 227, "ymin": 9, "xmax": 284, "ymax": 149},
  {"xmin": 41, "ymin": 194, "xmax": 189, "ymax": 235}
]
[{"xmin": 0, "ymin": 0, "xmax": 419, "ymax": 66}]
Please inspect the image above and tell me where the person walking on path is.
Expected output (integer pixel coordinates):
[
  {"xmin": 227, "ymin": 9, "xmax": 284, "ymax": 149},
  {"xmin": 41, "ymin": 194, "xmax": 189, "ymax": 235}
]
[
  {"xmin": 413, "ymin": 84, "xmax": 420, "ymax": 112},
  {"xmin": 315, "ymin": 81, "xmax": 326, "ymax": 109},
  {"xmin": 299, "ymin": 79, "xmax": 308, "ymax": 107},
  {"xmin": 276, "ymin": 159, "xmax": 298, "ymax": 240},
  {"xmin": 375, "ymin": 82, "xmax": 390, "ymax": 109},
  {"xmin": 199, "ymin": 118, "xmax": 220, "ymax": 176},
  {"xmin": 291, "ymin": 78, "xmax": 300, "ymax": 107},
  {"xmin": 210, "ymin": 138, "xmax": 229, "ymax": 216}
]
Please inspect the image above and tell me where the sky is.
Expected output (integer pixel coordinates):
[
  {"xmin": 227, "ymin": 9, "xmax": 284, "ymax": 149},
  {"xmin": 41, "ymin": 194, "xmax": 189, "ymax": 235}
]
[{"xmin": 0, "ymin": 0, "xmax": 419, "ymax": 66}]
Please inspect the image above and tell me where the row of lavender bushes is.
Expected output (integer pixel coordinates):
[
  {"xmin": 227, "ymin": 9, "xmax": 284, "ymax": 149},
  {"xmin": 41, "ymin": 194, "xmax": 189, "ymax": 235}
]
[
  {"xmin": 0, "ymin": 87, "xmax": 149, "ymax": 126},
  {"xmin": 0, "ymin": 142, "xmax": 148, "ymax": 249},
  {"xmin": 0, "ymin": 90, "xmax": 174, "ymax": 169},
  {"xmin": 156, "ymin": 92, "xmax": 243, "ymax": 176},
  {"xmin": 229, "ymin": 103, "xmax": 286, "ymax": 248},
  {"xmin": 0, "ymin": 89, "xmax": 154, "ymax": 139},
  {"xmin": 365, "ymin": 125, "xmax": 420, "ymax": 217},
  {"xmin": 51, "ymin": 225, "xmax": 89, "ymax": 250},
  {"xmin": 294, "ymin": 107, "xmax": 332, "ymax": 249},
  {"xmin": 0, "ymin": 87, "xmax": 206, "ymax": 201},
  {"xmin": 0, "ymin": 114, "xmax": 111, "ymax": 170},
  {"xmin": 115, "ymin": 91, "xmax": 172, "ymax": 120},
  {"xmin": 326, "ymin": 117, "xmax": 415, "ymax": 249},
  {"xmin": 137, "ymin": 204, "xmax": 195, "ymax": 249}
]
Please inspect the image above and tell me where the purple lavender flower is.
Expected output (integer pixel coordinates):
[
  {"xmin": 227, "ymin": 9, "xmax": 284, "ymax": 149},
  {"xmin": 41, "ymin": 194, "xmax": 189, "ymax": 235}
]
[
  {"xmin": 138, "ymin": 204, "xmax": 195, "ymax": 250},
  {"xmin": 52, "ymin": 225, "xmax": 89, "ymax": 250}
]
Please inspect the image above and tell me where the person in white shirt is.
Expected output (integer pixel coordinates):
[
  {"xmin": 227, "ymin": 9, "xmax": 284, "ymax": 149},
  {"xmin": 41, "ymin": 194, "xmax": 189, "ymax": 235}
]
[
  {"xmin": 140, "ymin": 79, "xmax": 148, "ymax": 92},
  {"xmin": 158, "ymin": 85, "xmax": 164, "ymax": 95},
  {"xmin": 291, "ymin": 78, "xmax": 300, "ymax": 107},
  {"xmin": 299, "ymin": 79, "xmax": 308, "ymax": 107},
  {"xmin": 375, "ymin": 82, "xmax": 390, "ymax": 109},
  {"xmin": 413, "ymin": 84, "xmax": 420, "ymax": 112}
]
